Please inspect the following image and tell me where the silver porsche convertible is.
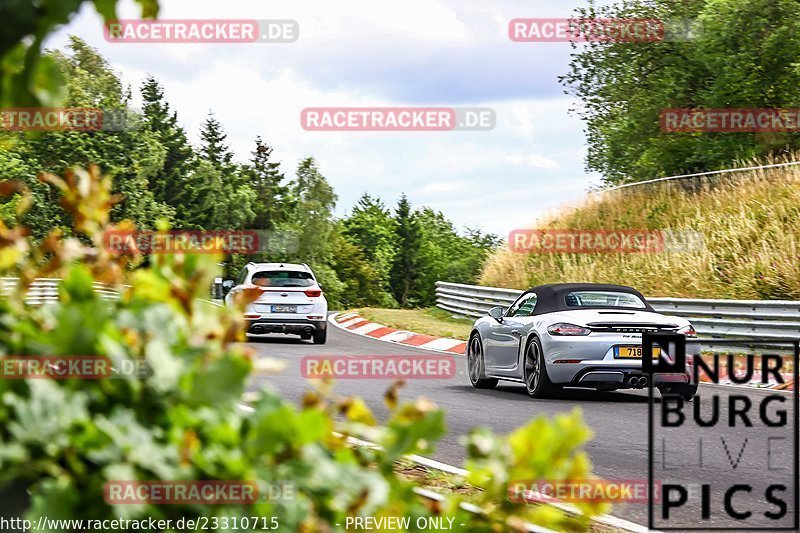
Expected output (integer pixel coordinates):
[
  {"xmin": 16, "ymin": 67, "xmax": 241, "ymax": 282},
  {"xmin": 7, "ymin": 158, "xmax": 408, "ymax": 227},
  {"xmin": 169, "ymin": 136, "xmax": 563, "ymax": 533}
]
[{"xmin": 467, "ymin": 283, "xmax": 698, "ymax": 399}]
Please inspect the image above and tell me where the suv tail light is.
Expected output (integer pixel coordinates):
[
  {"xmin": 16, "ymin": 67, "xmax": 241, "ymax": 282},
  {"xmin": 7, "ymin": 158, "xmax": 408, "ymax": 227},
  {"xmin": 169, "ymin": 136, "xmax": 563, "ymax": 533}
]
[{"xmin": 304, "ymin": 289, "xmax": 322, "ymax": 297}]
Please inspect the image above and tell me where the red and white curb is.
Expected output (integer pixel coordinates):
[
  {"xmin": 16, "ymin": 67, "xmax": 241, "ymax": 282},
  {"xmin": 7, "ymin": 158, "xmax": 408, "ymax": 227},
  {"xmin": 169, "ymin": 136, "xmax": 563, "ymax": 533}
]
[
  {"xmin": 330, "ymin": 312, "xmax": 468, "ymax": 355},
  {"xmin": 693, "ymin": 356, "xmax": 794, "ymax": 391}
]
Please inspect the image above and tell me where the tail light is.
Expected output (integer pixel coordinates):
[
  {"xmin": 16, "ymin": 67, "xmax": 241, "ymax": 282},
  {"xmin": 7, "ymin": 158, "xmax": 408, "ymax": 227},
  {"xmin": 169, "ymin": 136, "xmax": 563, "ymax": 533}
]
[
  {"xmin": 548, "ymin": 323, "xmax": 591, "ymax": 336},
  {"xmin": 677, "ymin": 325, "xmax": 697, "ymax": 338},
  {"xmin": 304, "ymin": 289, "xmax": 322, "ymax": 297}
]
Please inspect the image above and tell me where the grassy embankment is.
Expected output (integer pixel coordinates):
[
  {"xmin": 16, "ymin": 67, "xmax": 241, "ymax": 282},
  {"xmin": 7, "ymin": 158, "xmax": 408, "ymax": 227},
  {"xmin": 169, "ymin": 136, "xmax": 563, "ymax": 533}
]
[
  {"xmin": 352, "ymin": 307, "xmax": 473, "ymax": 341},
  {"xmin": 480, "ymin": 156, "xmax": 800, "ymax": 299}
]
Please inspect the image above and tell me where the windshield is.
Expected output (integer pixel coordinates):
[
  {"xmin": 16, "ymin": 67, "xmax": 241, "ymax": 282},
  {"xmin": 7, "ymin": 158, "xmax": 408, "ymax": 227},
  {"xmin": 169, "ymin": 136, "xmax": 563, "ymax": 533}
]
[
  {"xmin": 251, "ymin": 270, "xmax": 314, "ymax": 288},
  {"xmin": 565, "ymin": 291, "xmax": 646, "ymax": 309}
]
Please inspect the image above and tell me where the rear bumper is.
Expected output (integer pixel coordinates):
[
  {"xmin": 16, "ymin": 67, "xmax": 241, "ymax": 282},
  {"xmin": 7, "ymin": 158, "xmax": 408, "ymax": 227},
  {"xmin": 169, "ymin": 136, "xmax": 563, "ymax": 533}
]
[
  {"xmin": 570, "ymin": 366, "xmax": 691, "ymax": 388},
  {"xmin": 542, "ymin": 334, "xmax": 699, "ymax": 386},
  {"xmin": 246, "ymin": 318, "xmax": 327, "ymax": 335}
]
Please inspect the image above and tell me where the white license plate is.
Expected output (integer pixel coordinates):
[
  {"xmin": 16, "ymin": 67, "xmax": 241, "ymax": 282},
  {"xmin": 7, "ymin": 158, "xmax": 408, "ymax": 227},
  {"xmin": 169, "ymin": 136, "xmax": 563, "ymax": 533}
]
[{"xmin": 271, "ymin": 305, "xmax": 297, "ymax": 313}]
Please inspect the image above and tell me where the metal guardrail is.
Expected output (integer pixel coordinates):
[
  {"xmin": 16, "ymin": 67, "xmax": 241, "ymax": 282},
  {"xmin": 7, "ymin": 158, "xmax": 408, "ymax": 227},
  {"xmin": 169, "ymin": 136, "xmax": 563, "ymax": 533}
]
[
  {"xmin": 435, "ymin": 281, "xmax": 800, "ymax": 345},
  {"xmin": 1, "ymin": 277, "xmax": 122, "ymax": 304},
  {"xmin": 603, "ymin": 160, "xmax": 800, "ymax": 193}
]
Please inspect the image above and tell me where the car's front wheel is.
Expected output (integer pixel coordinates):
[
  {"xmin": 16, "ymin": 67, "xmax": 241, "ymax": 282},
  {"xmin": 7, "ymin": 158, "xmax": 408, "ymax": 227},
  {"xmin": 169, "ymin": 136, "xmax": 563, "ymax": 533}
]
[
  {"xmin": 524, "ymin": 338, "xmax": 561, "ymax": 398},
  {"xmin": 658, "ymin": 383, "xmax": 697, "ymax": 401},
  {"xmin": 467, "ymin": 334, "xmax": 498, "ymax": 389}
]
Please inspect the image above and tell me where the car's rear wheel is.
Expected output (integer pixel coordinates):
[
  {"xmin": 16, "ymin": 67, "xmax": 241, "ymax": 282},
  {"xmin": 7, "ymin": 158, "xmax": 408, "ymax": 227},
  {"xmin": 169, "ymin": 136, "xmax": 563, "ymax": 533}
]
[
  {"xmin": 467, "ymin": 334, "xmax": 498, "ymax": 389},
  {"xmin": 524, "ymin": 338, "xmax": 560, "ymax": 398},
  {"xmin": 313, "ymin": 329, "xmax": 327, "ymax": 344},
  {"xmin": 658, "ymin": 383, "xmax": 697, "ymax": 401}
]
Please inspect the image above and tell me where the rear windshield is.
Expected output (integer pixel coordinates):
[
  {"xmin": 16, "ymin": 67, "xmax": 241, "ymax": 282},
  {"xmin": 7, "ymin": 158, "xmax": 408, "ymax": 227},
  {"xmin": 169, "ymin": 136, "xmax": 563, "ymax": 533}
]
[
  {"xmin": 565, "ymin": 291, "xmax": 646, "ymax": 309},
  {"xmin": 251, "ymin": 270, "xmax": 314, "ymax": 288}
]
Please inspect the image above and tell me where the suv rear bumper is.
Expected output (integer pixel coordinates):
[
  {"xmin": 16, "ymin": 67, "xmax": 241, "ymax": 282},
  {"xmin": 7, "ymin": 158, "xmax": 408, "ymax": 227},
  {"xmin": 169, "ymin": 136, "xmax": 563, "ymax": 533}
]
[{"xmin": 246, "ymin": 318, "xmax": 327, "ymax": 336}]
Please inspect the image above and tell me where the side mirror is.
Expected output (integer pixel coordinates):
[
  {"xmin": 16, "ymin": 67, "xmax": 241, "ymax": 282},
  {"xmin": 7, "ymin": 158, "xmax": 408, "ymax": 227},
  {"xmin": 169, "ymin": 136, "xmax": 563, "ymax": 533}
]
[
  {"xmin": 221, "ymin": 279, "xmax": 235, "ymax": 295},
  {"xmin": 488, "ymin": 306, "xmax": 505, "ymax": 322}
]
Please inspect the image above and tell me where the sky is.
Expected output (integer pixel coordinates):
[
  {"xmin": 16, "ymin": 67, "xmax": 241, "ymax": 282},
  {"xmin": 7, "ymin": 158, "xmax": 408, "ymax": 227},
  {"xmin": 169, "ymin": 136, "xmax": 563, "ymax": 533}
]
[{"xmin": 47, "ymin": 0, "xmax": 611, "ymax": 237}]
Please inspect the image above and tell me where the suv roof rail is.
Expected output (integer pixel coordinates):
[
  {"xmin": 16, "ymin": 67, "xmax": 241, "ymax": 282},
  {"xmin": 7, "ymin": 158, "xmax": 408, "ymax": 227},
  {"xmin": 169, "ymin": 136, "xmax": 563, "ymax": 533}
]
[{"xmin": 301, "ymin": 263, "xmax": 310, "ymax": 271}]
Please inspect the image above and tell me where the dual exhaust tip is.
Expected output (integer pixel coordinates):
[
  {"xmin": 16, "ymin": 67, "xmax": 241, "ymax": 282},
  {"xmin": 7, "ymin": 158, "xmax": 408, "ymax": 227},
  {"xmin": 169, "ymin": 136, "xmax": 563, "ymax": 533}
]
[
  {"xmin": 248, "ymin": 325, "xmax": 315, "ymax": 335},
  {"xmin": 628, "ymin": 375, "xmax": 649, "ymax": 387}
]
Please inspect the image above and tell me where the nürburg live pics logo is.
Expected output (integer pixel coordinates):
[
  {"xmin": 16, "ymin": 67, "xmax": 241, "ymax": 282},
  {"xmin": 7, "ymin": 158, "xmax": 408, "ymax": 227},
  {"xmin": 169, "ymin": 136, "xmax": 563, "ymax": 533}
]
[{"xmin": 644, "ymin": 333, "xmax": 798, "ymax": 530}]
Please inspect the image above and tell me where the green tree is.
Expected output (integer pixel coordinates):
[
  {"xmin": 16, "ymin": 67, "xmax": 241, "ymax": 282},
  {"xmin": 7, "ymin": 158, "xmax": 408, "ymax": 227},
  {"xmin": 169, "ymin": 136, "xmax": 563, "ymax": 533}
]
[
  {"xmin": 561, "ymin": 0, "xmax": 800, "ymax": 184},
  {"xmin": 341, "ymin": 193, "xmax": 397, "ymax": 290},
  {"xmin": 414, "ymin": 208, "xmax": 499, "ymax": 306},
  {"xmin": 0, "ymin": 37, "xmax": 172, "ymax": 235},
  {"xmin": 140, "ymin": 75, "xmax": 205, "ymax": 227},
  {"xmin": 196, "ymin": 113, "xmax": 255, "ymax": 229},
  {"xmin": 389, "ymin": 194, "xmax": 423, "ymax": 307},
  {"xmin": 290, "ymin": 157, "xmax": 337, "ymax": 264},
  {"xmin": 199, "ymin": 112, "xmax": 233, "ymax": 166},
  {"xmin": 247, "ymin": 137, "xmax": 290, "ymax": 231}
]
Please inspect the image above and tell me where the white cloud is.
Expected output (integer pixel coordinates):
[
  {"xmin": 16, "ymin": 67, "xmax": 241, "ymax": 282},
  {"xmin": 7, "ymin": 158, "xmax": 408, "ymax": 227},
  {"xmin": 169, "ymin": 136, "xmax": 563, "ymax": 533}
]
[
  {"xmin": 418, "ymin": 181, "xmax": 464, "ymax": 194},
  {"xmin": 505, "ymin": 154, "xmax": 560, "ymax": 170}
]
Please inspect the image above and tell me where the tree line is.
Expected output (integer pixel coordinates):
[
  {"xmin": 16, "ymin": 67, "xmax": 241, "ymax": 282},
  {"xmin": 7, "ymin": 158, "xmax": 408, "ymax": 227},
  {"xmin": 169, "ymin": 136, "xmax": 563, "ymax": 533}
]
[{"xmin": 0, "ymin": 37, "xmax": 498, "ymax": 308}]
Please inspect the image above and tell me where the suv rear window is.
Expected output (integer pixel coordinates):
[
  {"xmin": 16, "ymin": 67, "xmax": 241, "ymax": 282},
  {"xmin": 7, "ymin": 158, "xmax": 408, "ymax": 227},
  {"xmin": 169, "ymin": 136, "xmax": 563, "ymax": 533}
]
[
  {"xmin": 565, "ymin": 291, "xmax": 646, "ymax": 309},
  {"xmin": 251, "ymin": 270, "xmax": 314, "ymax": 288}
]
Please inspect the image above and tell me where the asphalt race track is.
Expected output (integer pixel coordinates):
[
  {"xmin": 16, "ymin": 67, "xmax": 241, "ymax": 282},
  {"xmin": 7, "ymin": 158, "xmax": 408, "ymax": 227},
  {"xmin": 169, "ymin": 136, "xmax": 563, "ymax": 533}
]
[{"xmin": 246, "ymin": 320, "xmax": 797, "ymax": 528}]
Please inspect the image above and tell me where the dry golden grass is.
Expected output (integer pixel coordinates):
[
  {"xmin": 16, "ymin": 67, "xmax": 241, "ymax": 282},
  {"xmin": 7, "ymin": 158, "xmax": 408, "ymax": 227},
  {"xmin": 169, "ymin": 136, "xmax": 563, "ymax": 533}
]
[{"xmin": 480, "ymin": 155, "xmax": 800, "ymax": 299}]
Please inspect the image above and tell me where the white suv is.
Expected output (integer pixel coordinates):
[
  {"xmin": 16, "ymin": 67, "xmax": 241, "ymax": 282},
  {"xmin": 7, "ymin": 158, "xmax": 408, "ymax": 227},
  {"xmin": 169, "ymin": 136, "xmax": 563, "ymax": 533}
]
[{"xmin": 224, "ymin": 262, "xmax": 328, "ymax": 344}]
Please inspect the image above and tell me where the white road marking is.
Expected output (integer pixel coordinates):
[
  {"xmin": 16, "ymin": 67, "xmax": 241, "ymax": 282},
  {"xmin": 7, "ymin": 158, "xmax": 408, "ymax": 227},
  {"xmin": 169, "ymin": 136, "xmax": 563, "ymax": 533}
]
[{"xmin": 418, "ymin": 337, "xmax": 464, "ymax": 351}]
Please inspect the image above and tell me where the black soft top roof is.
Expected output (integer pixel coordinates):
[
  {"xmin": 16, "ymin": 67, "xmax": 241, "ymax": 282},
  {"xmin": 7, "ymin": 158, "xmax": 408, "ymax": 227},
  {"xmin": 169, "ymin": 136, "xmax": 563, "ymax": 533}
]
[{"xmin": 523, "ymin": 283, "xmax": 653, "ymax": 315}]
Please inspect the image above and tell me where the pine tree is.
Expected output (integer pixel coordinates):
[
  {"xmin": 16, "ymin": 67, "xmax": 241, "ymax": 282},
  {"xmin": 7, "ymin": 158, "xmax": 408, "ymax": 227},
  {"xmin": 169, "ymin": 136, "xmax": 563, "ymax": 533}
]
[
  {"xmin": 248, "ymin": 137, "xmax": 289, "ymax": 230},
  {"xmin": 200, "ymin": 112, "xmax": 234, "ymax": 166},
  {"xmin": 197, "ymin": 113, "xmax": 255, "ymax": 229},
  {"xmin": 389, "ymin": 194, "xmax": 423, "ymax": 307},
  {"xmin": 140, "ymin": 75, "xmax": 201, "ymax": 227}
]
